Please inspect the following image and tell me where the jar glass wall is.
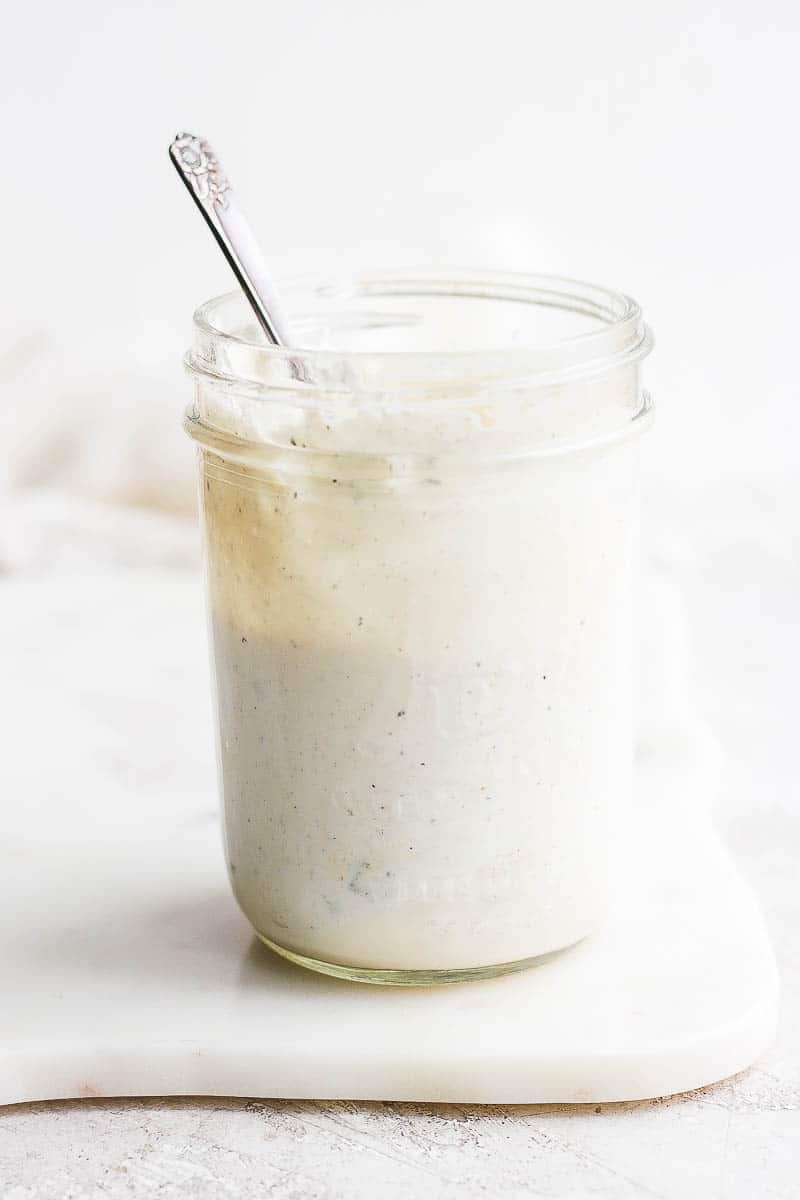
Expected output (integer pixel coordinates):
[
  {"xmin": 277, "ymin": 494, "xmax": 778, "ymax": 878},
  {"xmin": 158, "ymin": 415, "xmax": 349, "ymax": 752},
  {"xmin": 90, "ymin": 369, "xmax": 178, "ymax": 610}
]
[{"xmin": 185, "ymin": 270, "xmax": 653, "ymax": 985}]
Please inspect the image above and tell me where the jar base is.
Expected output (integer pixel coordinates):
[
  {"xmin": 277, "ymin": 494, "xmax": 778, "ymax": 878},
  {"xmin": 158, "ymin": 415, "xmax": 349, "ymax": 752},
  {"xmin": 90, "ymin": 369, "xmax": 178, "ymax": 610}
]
[{"xmin": 255, "ymin": 931, "xmax": 583, "ymax": 987}]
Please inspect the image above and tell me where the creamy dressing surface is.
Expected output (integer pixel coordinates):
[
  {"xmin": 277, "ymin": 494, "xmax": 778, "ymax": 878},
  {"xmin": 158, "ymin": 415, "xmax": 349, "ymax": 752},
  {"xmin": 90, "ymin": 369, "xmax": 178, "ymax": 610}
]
[{"xmin": 197, "ymin": 380, "xmax": 641, "ymax": 972}]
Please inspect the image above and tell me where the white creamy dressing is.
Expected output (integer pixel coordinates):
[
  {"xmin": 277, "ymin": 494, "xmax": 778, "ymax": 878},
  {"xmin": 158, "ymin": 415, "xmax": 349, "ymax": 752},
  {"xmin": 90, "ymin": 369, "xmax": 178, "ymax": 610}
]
[{"xmin": 197, "ymin": 361, "xmax": 643, "ymax": 971}]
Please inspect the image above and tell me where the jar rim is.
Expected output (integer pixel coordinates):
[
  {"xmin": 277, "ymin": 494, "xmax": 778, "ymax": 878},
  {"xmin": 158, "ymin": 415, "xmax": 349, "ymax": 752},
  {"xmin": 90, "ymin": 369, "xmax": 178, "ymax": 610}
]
[{"xmin": 188, "ymin": 268, "xmax": 652, "ymax": 396}]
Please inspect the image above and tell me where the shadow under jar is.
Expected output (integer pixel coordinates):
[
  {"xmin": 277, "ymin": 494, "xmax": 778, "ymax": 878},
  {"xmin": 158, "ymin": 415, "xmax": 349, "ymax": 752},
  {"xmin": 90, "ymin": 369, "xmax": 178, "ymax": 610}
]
[{"xmin": 185, "ymin": 269, "xmax": 653, "ymax": 985}]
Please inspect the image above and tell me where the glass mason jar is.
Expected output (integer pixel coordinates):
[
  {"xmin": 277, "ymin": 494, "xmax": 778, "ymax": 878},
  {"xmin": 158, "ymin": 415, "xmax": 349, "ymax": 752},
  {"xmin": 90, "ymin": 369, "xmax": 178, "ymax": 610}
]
[{"xmin": 185, "ymin": 269, "xmax": 653, "ymax": 985}]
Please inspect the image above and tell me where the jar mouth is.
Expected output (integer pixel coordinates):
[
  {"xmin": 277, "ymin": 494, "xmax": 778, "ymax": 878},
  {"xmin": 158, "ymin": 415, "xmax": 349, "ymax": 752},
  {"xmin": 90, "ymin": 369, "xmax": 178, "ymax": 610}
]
[{"xmin": 188, "ymin": 268, "xmax": 652, "ymax": 398}]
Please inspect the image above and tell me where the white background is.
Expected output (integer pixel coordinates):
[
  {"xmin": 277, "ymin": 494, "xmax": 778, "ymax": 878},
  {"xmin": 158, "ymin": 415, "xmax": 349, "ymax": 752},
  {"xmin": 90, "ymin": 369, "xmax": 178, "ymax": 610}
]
[
  {"xmin": 1, "ymin": 2, "xmax": 798, "ymax": 1196},
  {"xmin": 2, "ymin": 0, "xmax": 798, "ymax": 491}
]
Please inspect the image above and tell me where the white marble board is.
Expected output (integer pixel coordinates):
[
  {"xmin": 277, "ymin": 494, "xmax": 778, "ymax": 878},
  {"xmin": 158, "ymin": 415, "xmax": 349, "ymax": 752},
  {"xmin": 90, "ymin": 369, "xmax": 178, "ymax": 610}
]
[{"xmin": 0, "ymin": 572, "xmax": 778, "ymax": 1106}]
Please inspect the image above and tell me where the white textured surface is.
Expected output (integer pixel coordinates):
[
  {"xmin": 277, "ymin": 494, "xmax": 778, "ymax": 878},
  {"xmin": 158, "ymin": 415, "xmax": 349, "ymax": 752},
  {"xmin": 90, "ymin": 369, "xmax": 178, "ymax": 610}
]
[
  {"xmin": 0, "ymin": 476, "xmax": 794, "ymax": 1198},
  {"xmin": 1, "ymin": 536, "xmax": 797, "ymax": 1197},
  {"xmin": 0, "ymin": 495, "xmax": 796, "ymax": 1198}
]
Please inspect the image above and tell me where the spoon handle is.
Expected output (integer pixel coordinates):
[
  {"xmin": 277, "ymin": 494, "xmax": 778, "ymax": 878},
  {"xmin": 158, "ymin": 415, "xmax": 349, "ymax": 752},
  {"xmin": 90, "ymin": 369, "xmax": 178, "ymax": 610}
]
[{"xmin": 169, "ymin": 132, "xmax": 291, "ymax": 347}]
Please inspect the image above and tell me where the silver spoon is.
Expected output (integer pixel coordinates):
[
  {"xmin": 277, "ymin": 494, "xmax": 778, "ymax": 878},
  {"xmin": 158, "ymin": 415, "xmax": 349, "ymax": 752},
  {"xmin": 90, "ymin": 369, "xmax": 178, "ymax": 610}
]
[{"xmin": 169, "ymin": 132, "xmax": 292, "ymax": 347}]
